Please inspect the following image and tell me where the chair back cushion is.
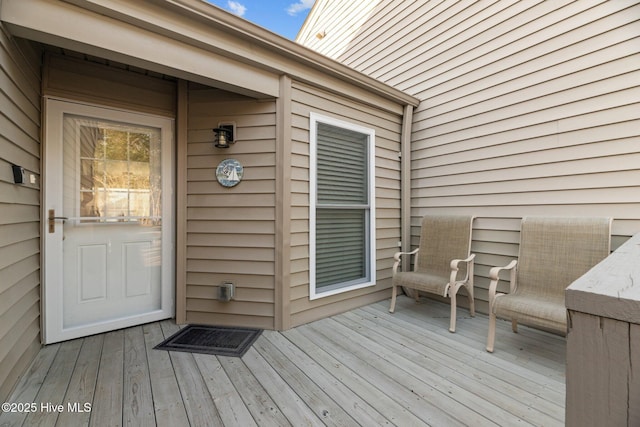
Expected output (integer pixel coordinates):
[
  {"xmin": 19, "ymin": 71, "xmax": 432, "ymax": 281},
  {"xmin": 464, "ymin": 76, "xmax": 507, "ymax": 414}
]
[
  {"xmin": 416, "ymin": 215, "xmax": 473, "ymax": 281},
  {"xmin": 517, "ymin": 217, "xmax": 612, "ymax": 301}
]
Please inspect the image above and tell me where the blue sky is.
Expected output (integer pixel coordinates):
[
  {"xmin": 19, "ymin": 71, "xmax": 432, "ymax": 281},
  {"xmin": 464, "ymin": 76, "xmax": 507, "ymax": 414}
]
[{"xmin": 206, "ymin": 0, "xmax": 315, "ymax": 40}]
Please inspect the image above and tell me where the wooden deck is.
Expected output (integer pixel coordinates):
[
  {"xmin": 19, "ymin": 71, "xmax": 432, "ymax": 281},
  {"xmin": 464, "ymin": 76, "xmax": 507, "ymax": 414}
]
[{"xmin": 0, "ymin": 296, "xmax": 565, "ymax": 426}]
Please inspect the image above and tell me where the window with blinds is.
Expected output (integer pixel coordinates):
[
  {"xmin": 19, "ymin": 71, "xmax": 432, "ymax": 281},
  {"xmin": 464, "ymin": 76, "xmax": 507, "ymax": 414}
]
[{"xmin": 310, "ymin": 114, "xmax": 376, "ymax": 299}]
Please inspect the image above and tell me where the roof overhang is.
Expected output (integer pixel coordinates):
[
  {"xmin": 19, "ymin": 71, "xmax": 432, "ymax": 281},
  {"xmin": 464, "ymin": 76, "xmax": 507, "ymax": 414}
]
[
  {"xmin": 1, "ymin": 0, "xmax": 278, "ymax": 98},
  {"xmin": 1, "ymin": 0, "xmax": 419, "ymax": 110}
]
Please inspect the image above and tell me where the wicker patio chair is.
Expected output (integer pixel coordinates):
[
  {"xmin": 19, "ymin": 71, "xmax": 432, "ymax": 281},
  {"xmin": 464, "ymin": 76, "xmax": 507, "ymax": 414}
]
[
  {"xmin": 389, "ymin": 215, "xmax": 475, "ymax": 333},
  {"xmin": 486, "ymin": 216, "xmax": 612, "ymax": 353}
]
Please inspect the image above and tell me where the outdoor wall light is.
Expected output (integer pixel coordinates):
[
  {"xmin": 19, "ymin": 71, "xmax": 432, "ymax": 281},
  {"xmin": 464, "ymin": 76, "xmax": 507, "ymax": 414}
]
[{"xmin": 213, "ymin": 123, "xmax": 235, "ymax": 148}]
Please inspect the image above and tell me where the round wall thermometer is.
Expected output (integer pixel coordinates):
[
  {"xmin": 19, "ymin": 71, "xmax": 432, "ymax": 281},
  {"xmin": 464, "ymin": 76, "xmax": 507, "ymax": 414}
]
[{"xmin": 216, "ymin": 158, "xmax": 243, "ymax": 187}]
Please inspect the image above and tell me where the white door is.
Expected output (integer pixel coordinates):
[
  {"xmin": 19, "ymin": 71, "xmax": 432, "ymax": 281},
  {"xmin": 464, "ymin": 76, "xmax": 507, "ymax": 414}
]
[{"xmin": 44, "ymin": 99, "xmax": 174, "ymax": 344}]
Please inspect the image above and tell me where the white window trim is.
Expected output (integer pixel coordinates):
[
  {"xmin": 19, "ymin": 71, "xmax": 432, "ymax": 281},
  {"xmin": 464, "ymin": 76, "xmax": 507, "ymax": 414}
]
[{"xmin": 309, "ymin": 112, "xmax": 376, "ymax": 300}]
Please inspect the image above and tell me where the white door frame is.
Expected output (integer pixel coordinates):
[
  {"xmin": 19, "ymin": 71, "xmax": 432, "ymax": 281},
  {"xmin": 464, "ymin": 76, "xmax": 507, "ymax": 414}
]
[{"xmin": 43, "ymin": 98, "xmax": 175, "ymax": 344}]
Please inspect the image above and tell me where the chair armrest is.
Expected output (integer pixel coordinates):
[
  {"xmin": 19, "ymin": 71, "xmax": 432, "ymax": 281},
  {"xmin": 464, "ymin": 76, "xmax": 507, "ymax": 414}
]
[
  {"xmin": 449, "ymin": 253, "xmax": 476, "ymax": 284},
  {"xmin": 392, "ymin": 248, "xmax": 419, "ymax": 274},
  {"xmin": 488, "ymin": 260, "xmax": 518, "ymax": 305},
  {"xmin": 488, "ymin": 260, "xmax": 517, "ymax": 280}
]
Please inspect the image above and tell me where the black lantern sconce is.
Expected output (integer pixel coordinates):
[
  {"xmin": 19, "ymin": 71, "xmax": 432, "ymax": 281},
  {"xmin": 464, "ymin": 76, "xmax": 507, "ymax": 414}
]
[{"xmin": 213, "ymin": 123, "xmax": 235, "ymax": 148}]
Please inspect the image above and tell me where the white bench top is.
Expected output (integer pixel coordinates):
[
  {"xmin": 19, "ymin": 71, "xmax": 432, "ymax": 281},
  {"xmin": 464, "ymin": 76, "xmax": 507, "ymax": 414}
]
[{"xmin": 566, "ymin": 233, "xmax": 640, "ymax": 324}]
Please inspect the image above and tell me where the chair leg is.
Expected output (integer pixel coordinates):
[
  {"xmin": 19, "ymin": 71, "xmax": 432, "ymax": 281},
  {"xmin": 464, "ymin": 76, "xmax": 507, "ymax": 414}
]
[
  {"xmin": 511, "ymin": 319, "xmax": 518, "ymax": 333},
  {"xmin": 487, "ymin": 311, "xmax": 496, "ymax": 353},
  {"xmin": 466, "ymin": 282, "xmax": 475, "ymax": 317},
  {"xmin": 449, "ymin": 290, "xmax": 457, "ymax": 333},
  {"xmin": 389, "ymin": 283, "xmax": 397, "ymax": 313}
]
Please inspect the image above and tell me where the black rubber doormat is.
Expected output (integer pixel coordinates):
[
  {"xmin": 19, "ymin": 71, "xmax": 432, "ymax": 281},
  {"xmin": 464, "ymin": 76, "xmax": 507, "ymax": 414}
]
[{"xmin": 154, "ymin": 325, "xmax": 262, "ymax": 357}]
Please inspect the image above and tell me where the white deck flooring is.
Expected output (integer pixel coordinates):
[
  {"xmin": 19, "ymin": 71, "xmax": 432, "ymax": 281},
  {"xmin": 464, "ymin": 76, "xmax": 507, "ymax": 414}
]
[{"xmin": 0, "ymin": 296, "xmax": 565, "ymax": 426}]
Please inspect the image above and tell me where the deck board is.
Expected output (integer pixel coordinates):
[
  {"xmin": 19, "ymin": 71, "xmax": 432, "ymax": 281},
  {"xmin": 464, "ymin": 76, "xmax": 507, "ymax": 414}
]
[
  {"xmin": 90, "ymin": 330, "xmax": 124, "ymax": 427},
  {"xmin": 56, "ymin": 334, "xmax": 102, "ymax": 427},
  {"xmin": 241, "ymin": 346, "xmax": 327, "ymax": 426},
  {"xmin": 281, "ymin": 327, "xmax": 428, "ymax": 426},
  {"xmin": 347, "ymin": 306, "xmax": 563, "ymax": 425},
  {"xmin": 27, "ymin": 339, "xmax": 82, "ymax": 427},
  {"xmin": 303, "ymin": 319, "xmax": 474, "ymax": 426},
  {"xmin": 123, "ymin": 326, "xmax": 155, "ymax": 426},
  {"xmin": 0, "ymin": 296, "xmax": 566, "ymax": 426},
  {"xmin": 336, "ymin": 311, "xmax": 525, "ymax": 426},
  {"xmin": 193, "ymin": 353, "xmax": 257, "ymax": 427},
  {"xmin": 218, "ymin": 354, "xmax": 291, "ymax": 427},
  {"xmin": 159, "ymin": 321, "xmax": 223, "ymax": 427},
  {"xmin": 142, "ymin": 322, "xmax": 189, "ymax": 427},
  {"xmin": 0, "ymin": 343, "xmax": 60, "ymax": 427},
  {"xmin": 259, "ymin": 331, "xmax": 391, "ymax": 426}
]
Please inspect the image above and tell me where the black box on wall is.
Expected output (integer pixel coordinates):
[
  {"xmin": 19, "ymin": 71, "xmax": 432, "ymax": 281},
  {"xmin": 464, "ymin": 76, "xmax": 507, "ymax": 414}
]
[{"xmin": 12, "ymin": 164, "xmax": 24, "ymax": 184}]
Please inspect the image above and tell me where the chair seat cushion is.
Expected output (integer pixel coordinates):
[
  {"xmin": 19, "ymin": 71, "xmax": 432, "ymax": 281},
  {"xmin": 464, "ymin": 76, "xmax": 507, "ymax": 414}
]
[
  {"xmin": 392, "ymin": 271, "xmax": 450, "ymax": 296},
  {"xmin": 493, "ymin": 292, "xmax": 567, "ymax": 334}
]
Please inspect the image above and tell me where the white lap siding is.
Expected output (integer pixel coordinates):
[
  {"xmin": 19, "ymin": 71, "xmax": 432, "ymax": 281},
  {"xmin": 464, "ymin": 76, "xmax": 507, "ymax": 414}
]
[
  {"xmin": 0, "ymin": 30, "xmax": 42, "ymax": 401},
  {"xmin": 300, "ymin": 0, "xmax": 640, "ymax": 313}
]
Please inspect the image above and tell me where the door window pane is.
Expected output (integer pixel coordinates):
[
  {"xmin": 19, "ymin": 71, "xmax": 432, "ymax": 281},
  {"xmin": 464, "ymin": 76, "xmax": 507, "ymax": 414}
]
[{"xmin": 64, "ymin": 116, "xmax": 161, "ymax": 223}]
